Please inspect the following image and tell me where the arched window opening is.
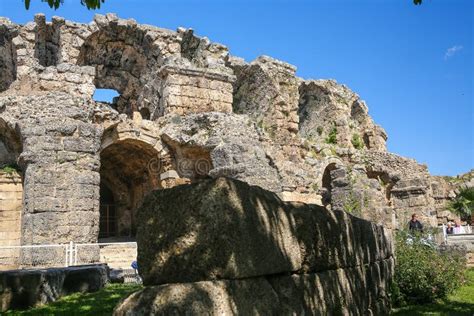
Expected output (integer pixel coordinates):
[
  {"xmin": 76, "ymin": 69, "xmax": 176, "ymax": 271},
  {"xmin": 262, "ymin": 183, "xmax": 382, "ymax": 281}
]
[
  {"xmin": 363, "ymin": 133, "xmax": 371, "ymax": 149},
  {"xmin": 139, "ymin": 108, "xmax": 151, "ymax": 120},
  {"xmin": 77, "ymin": 28, "xmax": 150, "ymax": 116},
  {"xmin": 93, "ymin": 88, "xmax": 120, "ymax": 105},
  {"xmin": 99, "ymin": 138, "xmax": 162, "ymax": 241},
  {"xmin": 321, "ymin": 163, "xmax": 337, "ymax": 207}
]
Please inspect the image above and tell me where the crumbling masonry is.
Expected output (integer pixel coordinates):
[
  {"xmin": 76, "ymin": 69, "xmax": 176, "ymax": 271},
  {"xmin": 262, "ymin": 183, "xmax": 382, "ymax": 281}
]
[{"xmin": 0, "ymin": 14, "xmax": 470, "ymax": 248}]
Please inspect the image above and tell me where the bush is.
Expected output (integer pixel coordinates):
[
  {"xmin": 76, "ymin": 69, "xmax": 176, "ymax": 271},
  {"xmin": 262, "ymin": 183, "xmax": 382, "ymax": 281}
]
[
  {"xmin": 325, "ymin": 126, "xmax": 337, "ymax": 144},
  {"xmin": 351, "ymin": 133, "xmax": 364, "ymax": 150},
  {"xmin": 0, "ymin": 163, "xmax": 20, "ymax": 175},
  {"xmin": 391, "ymin": 230, "xmax": 466, "ymax": 307}
]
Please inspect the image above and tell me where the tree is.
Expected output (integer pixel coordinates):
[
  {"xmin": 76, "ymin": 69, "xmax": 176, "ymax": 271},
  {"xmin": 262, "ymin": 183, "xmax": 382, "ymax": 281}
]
[
  {"xmin": 24, "ymin": 0, "xmax": 105, "ymax": 10},
  {"xmin": 448, "ymin": 187, "xmax": 474, "ymax": 220}
]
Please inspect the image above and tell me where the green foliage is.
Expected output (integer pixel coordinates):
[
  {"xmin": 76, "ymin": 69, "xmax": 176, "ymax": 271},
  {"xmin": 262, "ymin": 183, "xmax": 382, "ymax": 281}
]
[
  {"xmin": 24, "ymin": 0, "xmax": 105, "ymax": 10},
  {"xmin": 391, "ymin": 231, "xmax": 467, "ymax": 307},
  {"xmin": 1, "ymin": 163, "xmax": 20, "ymax": 175},
  {"xmin": 325, "ymin": 126, "xmax": 338, "ymax": 144},
  {"xmin": 351, "ymin": 133, "xmax": 364, "ymax": 150},
  {"xmin": 343, "ymin": 192, "xmax": 361, "ymax": 215},
  {"xmin": 316, "ymin": 126, "xmax": 323, "ymax": 136},
  {"xmin": 4, "ymin": 283, "xmax": 142, "ymax": 315},
  {"xmin": 392, "ymin": 268, "xmax": 474, "ymax": 315},
  {"xmin": 448, "ymin": 187, "xmax": 474, "ymax": 220}
]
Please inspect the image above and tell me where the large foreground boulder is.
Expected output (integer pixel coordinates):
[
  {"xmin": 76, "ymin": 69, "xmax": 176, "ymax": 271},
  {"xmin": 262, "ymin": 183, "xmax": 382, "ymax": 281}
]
[
  {"xmin": 137, "ymin": 177, "xmax": 302, "ymax": 285},
  {"xmin": 115, "ymin": 258, "xmax": 393, "ymax": 315},
  {"xmin": 125, "ymin": 177, "xmax": 393, "ymax": 314},
  {"xmin": 137, "ymin": 177, "xmax": 392, "ymax": 285}
]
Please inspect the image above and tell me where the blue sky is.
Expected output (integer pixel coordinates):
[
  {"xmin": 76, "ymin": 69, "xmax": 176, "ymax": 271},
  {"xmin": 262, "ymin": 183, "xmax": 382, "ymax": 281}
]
[{"xmin": 1, "ymin": 0, "xmax": 472, "ymax": 176}]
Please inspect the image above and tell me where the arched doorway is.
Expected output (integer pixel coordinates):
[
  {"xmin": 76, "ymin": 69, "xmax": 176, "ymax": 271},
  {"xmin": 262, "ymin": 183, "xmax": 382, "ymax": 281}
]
[
  {"xmin": 99, "ymin": 137, "xmax": 162, "ymax": 241},
  {"xmin": 321, "ymin": 163, "xmax": 337, "ymax": 207},
  {"xmin": 0, "ymin": 119, "xmax": 23, "ymax": 251},
  {"xmin": 99, "ymin": 182, "xmax": 116, "ymax": 239}
]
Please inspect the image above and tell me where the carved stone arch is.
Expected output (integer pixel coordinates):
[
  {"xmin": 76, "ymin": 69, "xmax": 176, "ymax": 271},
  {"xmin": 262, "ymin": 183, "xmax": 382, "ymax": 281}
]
[
  {"xmin": 99, "ymin": 125, "xmax": 163, "ymax": 239},
  {"xmin": 318, "ymin": 157, "xmax": 343, "ymax": 207},
  {"xmin": 316, "ymin": 157, "xmax": 343, "ymax": 187},
  {"xmin": 77, "ymin": 20, "xmax": 164, "ymax": 117}
]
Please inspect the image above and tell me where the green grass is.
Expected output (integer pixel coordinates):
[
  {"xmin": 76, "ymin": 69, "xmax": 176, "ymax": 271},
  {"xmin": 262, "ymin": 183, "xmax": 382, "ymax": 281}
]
[
  {"xmin": 5, "ymin": 284, "xmax": 142, "ymax": 316},
  {"xmin": 392, "ymin": 268, "xmax": 474, "ymax": 316},
  {"xmin": 5, "ymin": 270, "xmax": 474, "ymax": 315}
]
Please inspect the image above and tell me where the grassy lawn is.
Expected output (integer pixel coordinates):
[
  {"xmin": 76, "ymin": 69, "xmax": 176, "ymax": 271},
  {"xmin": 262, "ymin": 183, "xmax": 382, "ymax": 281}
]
[
  {"xmin": 4, "ymin": 284, "xmax": 142, "ymax": 316},
  {"xmin": 392, "ymin": 268, "xmax": 474, "ymax": 316}
]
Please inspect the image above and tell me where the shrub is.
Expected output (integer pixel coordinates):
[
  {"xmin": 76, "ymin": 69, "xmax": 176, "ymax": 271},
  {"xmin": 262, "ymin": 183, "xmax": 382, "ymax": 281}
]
[
  {"xmin": 391, "ymin": 230, "xmax": 466, "ymax": 307},
  {"xmin": 351, "ymin": 133, "xmax": 364, "ymax": 150},
  {"xmin": 325, "ymin": 126, "xmax": 338, "ymax": 144},
  {"xmin": 342, "ymin": 192, "xmax": 362, "ymax": 215},
  {"xmin": 0, "ymin": 163, "xmax": 20, "ymax": 175}
]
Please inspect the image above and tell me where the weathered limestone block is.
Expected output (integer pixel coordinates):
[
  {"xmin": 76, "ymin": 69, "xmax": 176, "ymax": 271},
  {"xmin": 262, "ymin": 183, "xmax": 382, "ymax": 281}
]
[
  {"xmin": 0, "ymin": 94, "xmax": 102, "ymax": 245},
  {"xmin": 114, "ymin": 258, "xmax": 394, "ymax": 315},
  {"xmin": 231, "ymin": 55, "xmax": 300, "ymax": 141},
  {"xmin": 0, "ymin": 264, "xmax": 108, "ymax": 312},
  {"xmin": 114, "ymin": 277, "xmax": 280, "ymax": 316},
  {"xmin": 0, "ymin": 171, "xmax": 23, "ymax": 250},
  {"xmin": 289, "ymin": 203, "xmax": 392, "ymax": 273},
  {"xmin": 158, "ymin": 64, "xmax": 235, "ymax": 116},
  {"xmin": 298, "ymin": 79, "xmax": 387, "ymax": 151},
  {"xmin": 268, "ymin": 257, "xmax": 394, "ymax": 315},
  {"xmin": 136, "ymin": 177, "xmax": 393, "ymax": 286},
  {"xmin": 159, "ymin": 112, "xmax": 282, "ymax": 192},
  {"xmin": 137, "ymin": 177, "xmax": 302, "ymax": 285}
]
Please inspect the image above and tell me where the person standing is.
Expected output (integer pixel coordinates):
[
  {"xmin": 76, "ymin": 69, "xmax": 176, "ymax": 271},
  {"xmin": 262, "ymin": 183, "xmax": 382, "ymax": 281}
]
[
  {"xmin": 446, "ymin": 222, "xmax": 454, "ymax": 235},
  {"xmin": 453, "ymin": 220, "xmax": 466, "ymax": 234},
  {"xmin": 408, "ymin": 213, "xmax": 423, "ymax": 233}
]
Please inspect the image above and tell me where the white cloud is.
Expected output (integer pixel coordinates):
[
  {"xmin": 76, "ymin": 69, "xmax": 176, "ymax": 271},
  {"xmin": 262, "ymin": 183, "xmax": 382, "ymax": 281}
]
[{"xmin": 444, "ymin": 45, "xmax": 463, "ymax": 60}]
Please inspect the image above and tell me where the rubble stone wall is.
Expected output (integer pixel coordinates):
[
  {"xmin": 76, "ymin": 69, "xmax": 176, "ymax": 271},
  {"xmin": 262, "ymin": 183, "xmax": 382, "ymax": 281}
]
[{"xmin": 0, "ymin": 14, "xmax": 468, "ymax": 247}]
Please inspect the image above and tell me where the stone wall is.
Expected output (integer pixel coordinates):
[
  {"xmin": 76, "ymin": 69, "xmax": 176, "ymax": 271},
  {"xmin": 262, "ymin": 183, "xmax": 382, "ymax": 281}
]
[
  {"xmin": 0, "ymin": 171, "xmax": 22, "ymax": 247},
  {"xmin": 115, "ymin": 177, "xmax": 394, "ymax": 315},
  {"xmin": 0, "ymin": 94, "xmax": 102, "ymax": 245},
  {"xmin": 298, "ymin": 79, "xmax": 387, "ymax": 151},
  {"xmin": 158, "ymin": 64, "xmax": 234, "ymax": 116},
  {"xmin": 230, "ymin": 56, "xmax": 300, "ymax": 142},
  {"xmin": 0, "ymin": 13, "xmax": 466, "ymax": 248}
]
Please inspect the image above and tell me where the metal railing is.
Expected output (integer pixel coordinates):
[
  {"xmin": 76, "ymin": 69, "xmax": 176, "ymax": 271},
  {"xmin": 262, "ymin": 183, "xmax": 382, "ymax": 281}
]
[
  {"xmin": 0, "ymin": 241, "xmax": 137, "ymax": 271},
  {"xmin": 441, "ymin": 224, "xmax": 473, "ymax": 243}
]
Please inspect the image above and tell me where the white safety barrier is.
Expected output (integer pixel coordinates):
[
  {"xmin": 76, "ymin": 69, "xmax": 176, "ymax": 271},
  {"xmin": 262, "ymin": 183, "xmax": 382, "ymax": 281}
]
[{"xmin": 0, "ymin": 242, "xmax": 137, "ymax": 271}]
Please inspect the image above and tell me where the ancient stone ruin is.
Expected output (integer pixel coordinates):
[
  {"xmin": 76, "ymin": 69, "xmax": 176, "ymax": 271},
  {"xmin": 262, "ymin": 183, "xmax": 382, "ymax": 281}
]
[{"xmin": 0, "ymin": 13, "xmax": 472, "ymax": 313}]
